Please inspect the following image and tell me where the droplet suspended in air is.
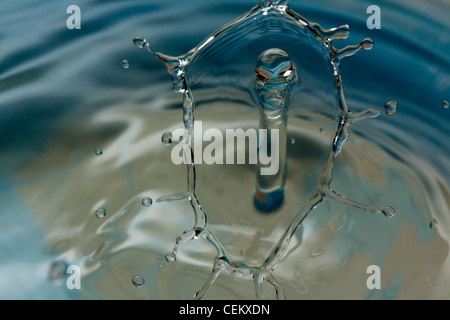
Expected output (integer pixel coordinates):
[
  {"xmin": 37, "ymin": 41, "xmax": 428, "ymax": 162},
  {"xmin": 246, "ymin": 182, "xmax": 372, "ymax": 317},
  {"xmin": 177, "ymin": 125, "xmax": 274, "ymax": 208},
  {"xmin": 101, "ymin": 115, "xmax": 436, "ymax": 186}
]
[
  {"xmin": 133, "ymin": 36, "xmax": 147, "ymax": 48},
  {"xmin": 142, "ymin": 197, "xmax": 153, "ymax": 207},
  {"xmin": 48, "ymin": 260, "xmax": 68, "ymax": 282},
  {"xmin": 121, "ymin": 59, "xmax": 130, "ymax": 69},
  {"xmin": 165, "ymin": 252, "xmax": 176, "ymax": 263},
  {"xmin": 443, "ymin": 101, "xmax": 449, "ymax": 109},
  {"xmin": 95, "ymin": 148, "xmax": 103, "ymax": 156},
  {"xmin": 359, "ymin": 38, "xmax": 374, "ymax": 50},
  {"xmin": 96, "ymin": 208, "xmax": 106, "ymax": 218},
  {"xmin": 290, "ymin": 138, "xmax": 295, "ymax": 144},
  {"xmin": 161, "ymin": 131, "xmax": 173, "ymax": 145},
  {"xmin": 430, "ymin": 218, "xmax": 438, "ymax": 229},
  {"xmin": 384, "ymin": 101, "xmax": 397, "ymax": 116},
  {"xmin": 382, "ymin": 206, "xmax": 395, "ymax": 218},
  {"xmin": 132, "ymin": 275, "xmax": 145, "ymax": 288}
]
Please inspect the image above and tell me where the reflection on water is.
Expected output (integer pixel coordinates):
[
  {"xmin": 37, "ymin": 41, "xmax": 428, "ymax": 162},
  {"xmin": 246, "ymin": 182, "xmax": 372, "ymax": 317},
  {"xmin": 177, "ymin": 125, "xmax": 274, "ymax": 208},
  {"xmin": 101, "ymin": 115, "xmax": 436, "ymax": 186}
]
[{"xmin": 0, "ymin": 0, "xmax": 448, "ymax": 299}]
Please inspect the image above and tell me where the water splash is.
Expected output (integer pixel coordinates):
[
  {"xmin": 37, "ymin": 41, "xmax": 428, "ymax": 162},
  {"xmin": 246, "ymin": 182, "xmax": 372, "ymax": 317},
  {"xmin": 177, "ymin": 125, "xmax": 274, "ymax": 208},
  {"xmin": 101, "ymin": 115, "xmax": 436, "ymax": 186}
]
[
  {"xmin": 161, "ymin": 131, "xmax": 173, "ymax": 145},
  {"xmin": 141, "ymin": 197, "xmax": 153, "ymax": 207},
  {"xmin": 135, "ymin": 0, "xmax": 394, "ymax": 299},
  {"xmin": 121, "ymin": 59, "xmax": 130, "ymax": 69},
  {"xmin": 132, "ymin": 275, "xmax": 145, "ymax": 288}
]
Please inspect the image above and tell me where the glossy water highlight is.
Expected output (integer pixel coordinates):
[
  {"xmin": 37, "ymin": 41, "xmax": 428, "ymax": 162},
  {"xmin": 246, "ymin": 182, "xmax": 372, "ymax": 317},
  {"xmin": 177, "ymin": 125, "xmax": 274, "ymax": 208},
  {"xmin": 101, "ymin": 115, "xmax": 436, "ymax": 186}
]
[{"xmin": 135, "ymin": 0, "xmax": 394, "ymax": 299}]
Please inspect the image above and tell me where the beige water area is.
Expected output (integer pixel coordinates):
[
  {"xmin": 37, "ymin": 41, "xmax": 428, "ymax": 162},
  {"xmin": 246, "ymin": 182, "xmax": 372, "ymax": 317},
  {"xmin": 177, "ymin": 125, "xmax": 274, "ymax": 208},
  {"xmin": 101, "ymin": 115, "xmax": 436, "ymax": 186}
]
[{"xmin": 10, "ymin": 101, "xmax": 450, "ymax": 299}]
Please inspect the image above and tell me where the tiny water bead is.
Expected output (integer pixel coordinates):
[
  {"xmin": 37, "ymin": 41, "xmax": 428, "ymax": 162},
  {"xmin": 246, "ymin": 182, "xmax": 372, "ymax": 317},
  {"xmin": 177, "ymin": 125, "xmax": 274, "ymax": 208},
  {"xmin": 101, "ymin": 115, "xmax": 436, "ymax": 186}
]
[
  {"xmin": 142, "ymin": 197, "xmax": 153, "ymax": 207},
  {"xmin": 48, "ymin": 260, "xmax": 68, "ymax": 282},
  {"xmin": 310, "ymin": 246, "xmax": 323, "ymax": 257},
  {"xmin": 121, "ymin": 59, "xmax": 130, "ymax": 69},
  {"xmin": 132, "ymin": 275, "xmax": 145, "ymax": 288},
  {"xmin": 133, "ymin": 36, "xmax": 147, "ymax": 48},
  {"xmin": 95, "ymin": 148, "xmax": 103, "ymax": 156},
  {"xmin": 430, "ymin": 218, "xmax": 438, "ymax": 229},
  {"xmin": 359, "ymin": 38, "xmax": 374, "ymax": 50},
  {"xmin": 443, "ymin": 101, "xmax": 449, "ymax": 109},
  {"xmin": 165, "ymin": 252, "xmax": 176, "ymax": 263},
  {"xmin": 161, "ymin": 131, "xmax": 173, "ymax": 145},
  {"xmin": 384, "ymin": 101, "xmax": 397, "ymax": 115},
  {"xmin": 95, "ymin": 208, "xmax": 106, "ymax": 218}
]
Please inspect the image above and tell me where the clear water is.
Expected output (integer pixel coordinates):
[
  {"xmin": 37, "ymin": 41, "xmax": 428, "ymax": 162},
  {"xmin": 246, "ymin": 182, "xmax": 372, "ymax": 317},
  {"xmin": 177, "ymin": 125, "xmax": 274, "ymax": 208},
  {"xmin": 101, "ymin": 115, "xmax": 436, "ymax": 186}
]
[{"xmin": 0, "ymin": 0, "xmax": 449, "ymax": 300}]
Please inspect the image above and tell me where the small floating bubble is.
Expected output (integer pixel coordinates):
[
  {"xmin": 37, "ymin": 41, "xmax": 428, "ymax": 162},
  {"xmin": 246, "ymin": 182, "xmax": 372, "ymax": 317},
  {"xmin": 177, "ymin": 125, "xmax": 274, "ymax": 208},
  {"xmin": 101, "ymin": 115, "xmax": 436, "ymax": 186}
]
[
  {"xmin": 48, "ymin": 260, "xmax": 68, "ymax": 282},
  {"xmin": 142, "ymin": 197, "xmax": 153, "ymax": 207},
  {"xmin": 121, "ymin": 59, "xmax": 130, "ymax": 69},
  {"xmin": 161, "ymin": 131, "xmax": 173, "ymax": 145},
  {"xmin": 95, "ymin": 148, "xmax": 103, "ymax": 156},
  {"xmin": 96, "ymin": 208, "xmax": 106, "ymax": 218},
  {"xmin": 360, "ymin": 38, "xmax": 374, "ymax": 50},
  {"xmin": 443, "ymin": 101, "xmax": 449, "ymax": 109},
  {"xmin": 290, "ymin": 138, "xmax": 295, "ymax": 144},
  {"xmin": 133, "ymin": 36, "xmax": 147, "ymax": 48},
  {"xmin": 382, "ymin": 207, "xmax": 395, "ymax": 218},
  {"xmin": 384, "ymin": 101, "xmax": 397, "ymax": 116},
  {"xmin": 165, "ymin": 252, "xmax": 176, "ymax": 263},
  {"xmin": 132, "ymin": 275, "xmax": 145, "ymax": 288},
  {"xmin": 430, "ymin": 218, "xmax": 438, "ymax": 229}
]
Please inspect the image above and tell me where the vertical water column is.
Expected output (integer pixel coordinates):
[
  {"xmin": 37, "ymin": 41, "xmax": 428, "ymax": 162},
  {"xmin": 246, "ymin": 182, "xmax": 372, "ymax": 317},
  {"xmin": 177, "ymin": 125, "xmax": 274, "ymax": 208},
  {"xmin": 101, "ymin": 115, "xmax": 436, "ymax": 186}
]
[{"xmin": 253, "ymin": 48, "xmax": 296, "ymax": 212}]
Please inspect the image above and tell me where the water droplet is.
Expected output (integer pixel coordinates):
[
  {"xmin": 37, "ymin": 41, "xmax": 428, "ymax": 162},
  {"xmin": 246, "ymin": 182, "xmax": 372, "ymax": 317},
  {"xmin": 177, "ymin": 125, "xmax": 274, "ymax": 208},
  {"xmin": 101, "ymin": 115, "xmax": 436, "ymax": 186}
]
[
  {"xmin": 132, "ymin": 275, "xmax": 145, "ymax": 288},
  {"xmin": 161, "ymin": 131, "xmax": 173, "ymax": 145},
  {"xmin": 430, "ymin": 218, "xmax": 438, "ymax": 229},
  {"xmin": 320, "ymin": 128, "xmax": 325, "ymax": 133},
  {"xmin": 310, "ymin": 246, "xmax": 323, "ymax": 257},
  {"xmin": 443, "ymin": 101, "xmax": 449, "ymax": 109},
  {"xmin": 48, "ymin": 261, "xmax": 68, "ymax": 282},
  {"xmin": 382, "ymin": 207, "xmax": 395, "ymax": 218},
  {"xmin": 165, "ymin": 252, "xmax": 176, "ymax": 263},
  {"xmin": 142, "ymin": 197, "xmax": 153, "ymax": 207},
  {"xmin": 133, "ymin": 36, "xmax": 147, "ymax": 48},
  {"xmin": 121, "ymin": 59, "xmax": 129, "ymax": 69},
  {"xmin": 384, "ymin": 101, "xmax": 397, "ymax": 116},
  {"xmin": 255, "ymin": 48, "xmax": 295, "ymax": 86},
  {"xmin": 96, "ymin": 208, "xmax": 106, "ymax": 218},
  {"xmin": 95, "ymin": 148, "xmax": 103, "ymax": 156},
  {"xmin": 290, "ymin": 138, "xmax": 295, "ymax": 144},
  {"xmin": 360, "ymin": 38, "xmax": 374, "ymax": 50}
]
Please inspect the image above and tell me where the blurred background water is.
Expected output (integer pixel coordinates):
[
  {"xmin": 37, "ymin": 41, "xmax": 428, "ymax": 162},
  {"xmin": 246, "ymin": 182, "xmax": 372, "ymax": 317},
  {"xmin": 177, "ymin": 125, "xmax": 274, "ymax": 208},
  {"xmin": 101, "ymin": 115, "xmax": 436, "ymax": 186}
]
[{"xmin": 0, "ymin": 0, "xmax": 449, "ymax": 299}]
